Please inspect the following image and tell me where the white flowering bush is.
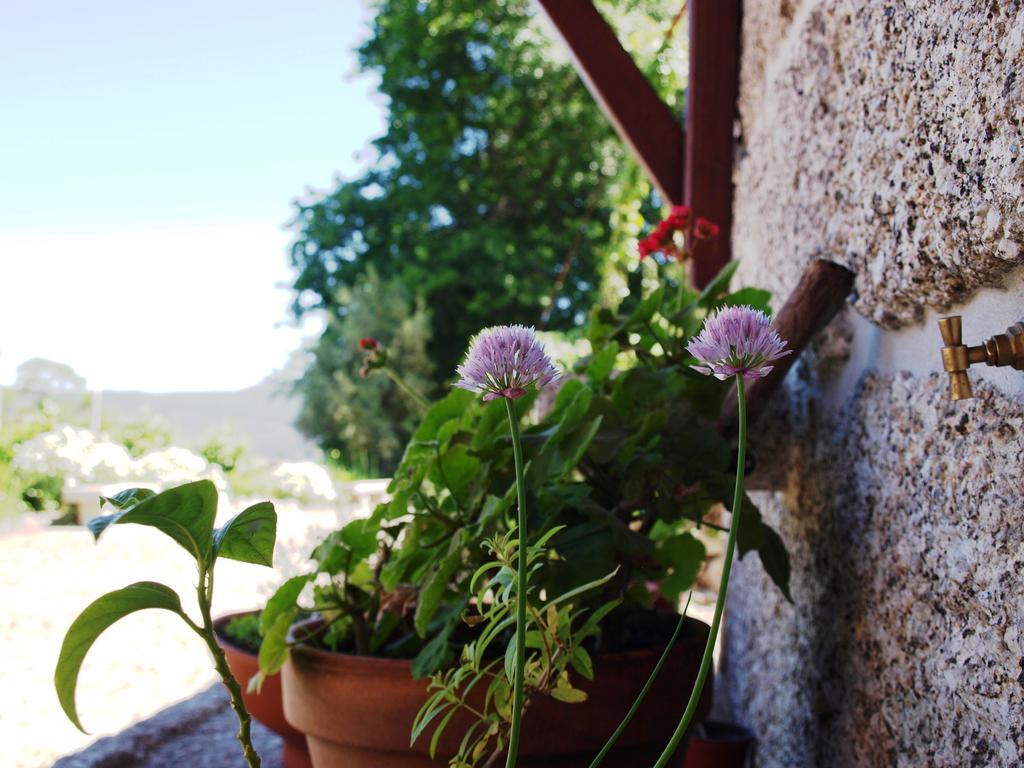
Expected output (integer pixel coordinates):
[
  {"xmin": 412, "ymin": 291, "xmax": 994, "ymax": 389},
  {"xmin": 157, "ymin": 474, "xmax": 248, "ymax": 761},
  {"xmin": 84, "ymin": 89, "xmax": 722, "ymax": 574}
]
[
  {"xmin": 130, "ymin": 447, "xmax": 226, "ymax": 490},
  {"xmin": 270, "ymin": 461, "xmax": 337, "ymax": 504},
  {"xmin": 12, "ymin": 427, "xmax": 133, "ymax": 483}
]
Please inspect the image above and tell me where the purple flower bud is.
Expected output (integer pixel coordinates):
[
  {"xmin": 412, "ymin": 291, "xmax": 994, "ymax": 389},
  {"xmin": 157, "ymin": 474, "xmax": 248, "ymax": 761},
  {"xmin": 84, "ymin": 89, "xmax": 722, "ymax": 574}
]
[
  {"xmin": 455, "ymin": 325, "xmax": 560, "ymax": 402},
  {"xmin": 686, "ymin": 305, "xmax": 790, "ymax": 382}
]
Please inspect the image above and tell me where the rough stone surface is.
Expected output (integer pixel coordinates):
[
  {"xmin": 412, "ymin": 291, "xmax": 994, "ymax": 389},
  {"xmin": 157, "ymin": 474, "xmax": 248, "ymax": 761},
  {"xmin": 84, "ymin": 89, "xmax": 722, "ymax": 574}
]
[
  {"xmin": 733, "ymin": 0, "xmax": 1024, "ymax": 327},
  {"xmin": 52, "ymin": 684, "xmax": 283, "ymax": 768},
  {"xmin": 724, "ymin": 3, "xmax": 1024, "ymax": 765},
  {"xmin": 723, "ymin": 368, "xmax": 1024, "ymax": 767}
]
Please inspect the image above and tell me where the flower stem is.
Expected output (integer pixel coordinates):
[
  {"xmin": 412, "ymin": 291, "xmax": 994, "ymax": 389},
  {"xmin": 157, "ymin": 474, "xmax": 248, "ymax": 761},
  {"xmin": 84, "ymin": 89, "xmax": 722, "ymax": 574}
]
[
  {"xmin": 504, "ymin": 397, "xmax": 528, "ymax": 768},
  {"xmin": 195, "ymin": 567, "xmax": 261, "ymax": 768},
  {"xmin": 651, "ymin": 376, "xmax": 746, "ymax": 768},
  {"xmin": 382, "ymin": 365, "xmax": 430, "ymax": 410},
  {"xmin": 588, "ymin": 591, "xmax": 693, "ymax": 768}
]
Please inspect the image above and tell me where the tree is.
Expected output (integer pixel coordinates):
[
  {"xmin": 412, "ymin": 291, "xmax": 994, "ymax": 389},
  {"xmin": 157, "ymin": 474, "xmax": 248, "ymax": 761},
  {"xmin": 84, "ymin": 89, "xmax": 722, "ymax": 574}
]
[
  {"xmin": 14, "ymin": 358, "xmax": 86, "ymax": 393},
  {"xmin": 294, "ymin": 269, "xmax": 434, "ymax": 476},
  {"xmin": 288, "ymin": 0, "xmax": 623, "ymax": 378}
]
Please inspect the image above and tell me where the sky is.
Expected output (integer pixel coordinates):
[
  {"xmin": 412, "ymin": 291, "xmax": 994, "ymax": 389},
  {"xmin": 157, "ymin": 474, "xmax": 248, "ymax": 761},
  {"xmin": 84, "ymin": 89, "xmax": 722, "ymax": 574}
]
[{"xmin": 0, "ymin": 0, "xmax": 385, "ymax": 392}]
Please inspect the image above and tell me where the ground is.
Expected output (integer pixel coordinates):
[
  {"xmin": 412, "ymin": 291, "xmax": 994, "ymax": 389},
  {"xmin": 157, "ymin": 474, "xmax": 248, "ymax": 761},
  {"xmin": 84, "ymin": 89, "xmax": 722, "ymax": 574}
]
[{"xmin": 1, "ymin": 502, "xmax": 337, "ymax": 768}]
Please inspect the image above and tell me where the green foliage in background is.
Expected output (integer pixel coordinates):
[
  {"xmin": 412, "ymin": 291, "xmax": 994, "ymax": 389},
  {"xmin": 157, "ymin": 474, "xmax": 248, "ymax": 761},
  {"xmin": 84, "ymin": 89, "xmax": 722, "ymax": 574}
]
[
  {"xmin": 289, "ymin": 0, "xmax": 621, "ymax": 381},
  {"xmin": 287, "ymin": 0, "xmax": 695, "ymax": 475},
  {"xmin": 294, "ymin": 269, "xmax": 435, "ymax": 476}
]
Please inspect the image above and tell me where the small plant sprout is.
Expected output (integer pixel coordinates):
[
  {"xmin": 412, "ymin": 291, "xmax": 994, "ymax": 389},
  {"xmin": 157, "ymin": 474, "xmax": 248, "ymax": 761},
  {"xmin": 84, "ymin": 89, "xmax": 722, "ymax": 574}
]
[
  {"xmin": 53, "ymin": 481, "xmax": 277, "ymax": 768},
  {"xmin": 454, "ymin": 324, "xmax": 559, "ymax": 768},
  {"xmin": 644, "ymin": 306, "xmax": 787, "ymax": 767}
]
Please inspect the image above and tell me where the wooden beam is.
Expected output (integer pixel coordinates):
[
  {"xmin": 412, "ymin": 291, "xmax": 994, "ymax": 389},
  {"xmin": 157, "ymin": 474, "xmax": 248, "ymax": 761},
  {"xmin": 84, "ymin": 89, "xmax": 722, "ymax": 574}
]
[
  {"xmin": 717, "ymin": 260, "xmax": 855, "ymax": 436},
  {"xmin": 685, "ymin": 0, "xmax": 741, "ymax": 288},
  {"xmin": 535, "ymin": 0, "xmax": 685, "ymax": 204}
]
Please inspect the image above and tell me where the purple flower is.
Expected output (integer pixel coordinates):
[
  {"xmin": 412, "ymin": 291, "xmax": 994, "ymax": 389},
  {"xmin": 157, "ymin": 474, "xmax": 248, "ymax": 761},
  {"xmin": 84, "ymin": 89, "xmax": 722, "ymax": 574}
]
[
  {"xmin": 686, "ymin": 305, "xmax": 790, "ymax": 382},
  {"xmin": 455, "ymin": 325, "xmax": 560, "ymax": 402}
]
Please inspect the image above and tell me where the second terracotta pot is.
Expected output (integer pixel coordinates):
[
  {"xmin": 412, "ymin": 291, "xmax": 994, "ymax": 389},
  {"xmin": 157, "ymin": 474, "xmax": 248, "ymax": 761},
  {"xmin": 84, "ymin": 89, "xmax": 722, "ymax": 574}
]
[{"xmin": 282, "ymin": 616, "xmax": 712, "ymax": 768}]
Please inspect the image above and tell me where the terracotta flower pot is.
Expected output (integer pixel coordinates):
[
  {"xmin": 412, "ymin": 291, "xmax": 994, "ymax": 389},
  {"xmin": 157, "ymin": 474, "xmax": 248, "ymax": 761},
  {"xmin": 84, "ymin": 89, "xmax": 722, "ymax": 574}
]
[
  {"xmin": 214, "ymin": 611, "xmax": 313, "ymax": 768},
  {"xmin": 682, "ymin": 721, "xmax": 756, "ymax": 768},
  {"xmin": 282, "ymin": 616, "xmax": 712, "ymax": 768}
]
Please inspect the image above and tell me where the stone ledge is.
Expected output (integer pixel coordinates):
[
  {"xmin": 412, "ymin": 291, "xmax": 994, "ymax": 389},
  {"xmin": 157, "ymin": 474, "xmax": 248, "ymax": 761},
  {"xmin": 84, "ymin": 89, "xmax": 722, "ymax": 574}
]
[{"xmin": 53, "ymin": 684, "xmax": 283, "ymax": 768}]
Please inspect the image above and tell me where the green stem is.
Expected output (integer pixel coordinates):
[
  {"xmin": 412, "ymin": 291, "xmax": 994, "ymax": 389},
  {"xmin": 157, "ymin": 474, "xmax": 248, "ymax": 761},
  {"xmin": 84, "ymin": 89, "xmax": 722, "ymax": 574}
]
[
  {"xmin": 195, "ymin": 565, "xmax": 262, "ymax": 768},
  {"xmin": 651, "ymin": 376, "xmax": 746, "ymax": 768},
  {"xmin": 383, "ymin": 365, "xmax": 429, "ymax": 411},
  {"xmin": 588, "ymin": 591, "xmax": 693, "ymax": 768},
  {"xmin": 504, "ymin": 397, "xmax": 528, "ymax": 768}
]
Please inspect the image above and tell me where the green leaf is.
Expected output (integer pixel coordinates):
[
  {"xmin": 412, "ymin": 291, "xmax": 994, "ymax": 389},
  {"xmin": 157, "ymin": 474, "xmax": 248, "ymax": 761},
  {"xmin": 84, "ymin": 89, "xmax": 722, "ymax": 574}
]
[
  {"xmin": 503, "ymin": 631, "xmax": 518, "ymax": 684},
  {"xmin": 624, "ymin": 286, "xmax": 664, "ymax": 328},
  {"xmin": 99, "ymin": 487, "xmax": 155, "ymax": 511},
  {"xmin": 339, "ymin": 515, "xmax": 381, "ymax": 561},
  {"xmin": 411, "ymin": 618, "xmax": 456, "ymax": 679},
  {"xmin": 570, "ymin": 646, "xmax": 594, "ymax": 680},
  {"xmin": 429, "ymin": 707, "xmax": 457, "ymax": 758},
  {"xmin": 412, "ymin": 389, "xmax": 476, "ymax": 443},
  {"xmin": 257, "ymin": 611, "xmax": 296, "ymax": 683},
  {"xmin": 429, "ymin": 444, "xmax": 484, "ymax": 507},
  {"xmin": 757, "ymin": 522, "xmax": 793, "ymax": 603},
  {"xmin": 656, "ymin": 532, "xmax": 706, "ymax": 600},
  {"xmin": 716, "ymin": 287, "xmax": 772, "ymax": 314},
  {"xmin": 586, "ymin": 341, "xmax": 619, "ymax": 385},
  {"xmin": 55, "ymin": 582, "xmax": 184, "ymax": 732},
  {"xmin": 88, "ymin": 480, "xmax": 217, "ymax": 565},
  {"xmin": 260, "ymin": 575, "xmax": 311, "ymax": 635},
  {"xmin": 550, "ymin": 672, "xmax": 588, "ymax": 703},
  {"xmin": 697, "ymin": 260, "xmax": 739, "ymax": 306},
  {"xmin": 546, "ymin": 566, "xmax": 619, "ymax": 609},
  {"xmin": 415, "ymin": 537, "xmax": 464, "ymax": 637},
  {"xmin": 213, "ymin": 501, "xmax": 277, "ymax": 567}
]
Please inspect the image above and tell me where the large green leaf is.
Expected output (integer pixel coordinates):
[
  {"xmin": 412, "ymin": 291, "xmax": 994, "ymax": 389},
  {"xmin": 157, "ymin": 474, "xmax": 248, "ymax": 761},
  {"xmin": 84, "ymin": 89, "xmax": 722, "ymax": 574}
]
[
  {"xmin": 99, "ymin": 487, "xmax": 156, "ymax": 511},
  {"xmin": 586, "ymin": 341, "xmax": 619, "ymax": 385},
  {"xmin": 656, "ymin": 532, "xmax": 707, "ymax": 601},
  {"xmin": 697, "ymin": 260, "xmax": 739, "ymax": 307},
  {"xmin": 414, "ymin": 535, "xmax": 464, "ymax": 637},
  {"xmin": 213, "ymin": 501, "xmax": 277, "ymax": 567},
  {"xmin": 756, "ymin": 523, "xmax": 793, "ymax": 603},
  {"xmin": 55, "ymin": 582, "xmax": 184, "ymax": 732},
  {"xmin": 88, "ymin": 480, "xmax": 218, "ymax": 565},
  {"xmin": 255, "ymin": 575, "xmax": 312, "ymax": 685}
]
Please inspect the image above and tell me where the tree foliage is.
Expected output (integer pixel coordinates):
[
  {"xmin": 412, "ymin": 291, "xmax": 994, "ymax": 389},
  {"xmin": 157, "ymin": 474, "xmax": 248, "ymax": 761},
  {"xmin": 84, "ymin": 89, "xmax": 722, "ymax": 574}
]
[
  {"xmin": 288, "ymin": 0, "xmax": 623, "ymax": 378},
  {"xmin": 294, "ymin": 269, "xmax": 434, "ymax": 476}
]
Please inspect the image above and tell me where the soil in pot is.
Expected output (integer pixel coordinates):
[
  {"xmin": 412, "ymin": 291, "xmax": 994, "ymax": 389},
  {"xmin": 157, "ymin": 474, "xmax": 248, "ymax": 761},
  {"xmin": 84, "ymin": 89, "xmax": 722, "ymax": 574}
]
[
  {"xmin": 214, "ymin": 611, "xmax": 313, "ymax": 768},
  {"xmin": 282, "ymin": 613, "xmax": 713, "ymax": 768}
]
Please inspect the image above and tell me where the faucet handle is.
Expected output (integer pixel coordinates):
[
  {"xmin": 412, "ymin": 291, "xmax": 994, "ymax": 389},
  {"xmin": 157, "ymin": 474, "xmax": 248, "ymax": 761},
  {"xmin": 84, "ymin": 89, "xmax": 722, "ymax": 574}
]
[
  {"xmin": 938, "ymin": 315, "xmax": 973, "ymax": 401},
  {"xmin": 937, "ymin": 315, "xmax": 1024, "ymax": 401},
  {"xmin": 937, "ymin": 315, "xmax": 963, "ymax": 347}
]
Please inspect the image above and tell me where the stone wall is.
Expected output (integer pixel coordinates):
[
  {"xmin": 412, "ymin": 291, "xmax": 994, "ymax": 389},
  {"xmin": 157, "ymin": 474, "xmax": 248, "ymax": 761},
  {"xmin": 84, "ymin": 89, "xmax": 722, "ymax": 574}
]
[{"xmin": 723, "ymin": 2, "xmax": 1024, "ymax": 766}]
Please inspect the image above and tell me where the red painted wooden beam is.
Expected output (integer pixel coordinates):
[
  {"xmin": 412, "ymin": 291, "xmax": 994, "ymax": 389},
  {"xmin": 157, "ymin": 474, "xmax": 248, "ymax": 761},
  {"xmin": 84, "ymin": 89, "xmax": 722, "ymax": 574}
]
[
  {"xmin": 535, "ymin": 0, "xmax": 685, "ymax": 205},
  {"xmin": 685, "ymin": 0, "xmax": 741, "ymax": 287}
]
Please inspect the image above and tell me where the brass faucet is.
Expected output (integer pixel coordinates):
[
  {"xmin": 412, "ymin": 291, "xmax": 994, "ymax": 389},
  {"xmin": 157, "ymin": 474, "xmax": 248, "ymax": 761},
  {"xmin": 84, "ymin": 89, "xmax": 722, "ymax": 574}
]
[{"xmin": 937, "ymin": 315, "xmax": 1024, "ymax": 400}]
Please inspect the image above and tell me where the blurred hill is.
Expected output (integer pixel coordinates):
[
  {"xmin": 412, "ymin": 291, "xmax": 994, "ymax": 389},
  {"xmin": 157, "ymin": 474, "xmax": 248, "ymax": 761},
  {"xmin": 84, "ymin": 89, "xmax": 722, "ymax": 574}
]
[{"xmin": 1, "ymin": 352, "xmax": 317, "ymax": 463}]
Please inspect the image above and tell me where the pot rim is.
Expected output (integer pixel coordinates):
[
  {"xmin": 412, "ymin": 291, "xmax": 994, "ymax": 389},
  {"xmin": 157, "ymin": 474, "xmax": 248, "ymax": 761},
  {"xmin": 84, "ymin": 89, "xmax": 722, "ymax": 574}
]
[
  {"xmin": 212, "ymin": 608, "xmax": 262, "ymax": 656},
  {"xmin": 287, "ymin": 613, "xmax": 710, "ymax": 670}
]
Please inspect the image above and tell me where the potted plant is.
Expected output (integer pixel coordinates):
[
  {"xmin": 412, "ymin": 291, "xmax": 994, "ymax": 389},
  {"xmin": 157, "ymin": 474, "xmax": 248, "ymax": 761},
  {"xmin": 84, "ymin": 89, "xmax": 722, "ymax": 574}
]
[
  {"xmin": 257, "ymin": 210, "xmax": 791, "ymax": 767},
  {"xmin": 53, "ymin": 481, "xmax": 279, "ymax": 768},
  {"xmin": 214, "ymin": 610, "xmax": 313, "ymax": 768}
]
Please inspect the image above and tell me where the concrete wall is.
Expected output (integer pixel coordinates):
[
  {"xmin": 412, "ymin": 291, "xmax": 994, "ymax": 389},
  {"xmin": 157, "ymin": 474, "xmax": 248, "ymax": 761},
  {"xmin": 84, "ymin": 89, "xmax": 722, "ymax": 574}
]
[{"xmin": 723, "ymin": 2, "xmax": 1024, "ymax": 766}]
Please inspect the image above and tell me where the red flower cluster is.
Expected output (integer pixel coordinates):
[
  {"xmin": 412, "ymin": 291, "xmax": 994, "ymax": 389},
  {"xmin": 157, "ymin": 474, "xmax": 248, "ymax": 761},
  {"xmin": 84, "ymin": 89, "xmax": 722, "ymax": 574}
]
[
  {"xmin": 359, "ymin": 337, "xmax": 379, "ymax": 351},
  {"xmin": 637, "ymin": 205, "xmax": 720, "ymax": 261}
]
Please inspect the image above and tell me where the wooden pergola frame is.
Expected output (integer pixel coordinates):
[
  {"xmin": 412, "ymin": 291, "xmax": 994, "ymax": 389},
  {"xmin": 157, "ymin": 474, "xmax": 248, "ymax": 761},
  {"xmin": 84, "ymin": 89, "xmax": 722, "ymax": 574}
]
[
  {"xmin": 535, "ymin": 0, "xmax": 855, "ymax": 430},
  {"xmin": 536, "ymin": 0, "xmax": 738, "ymax": 288}
]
